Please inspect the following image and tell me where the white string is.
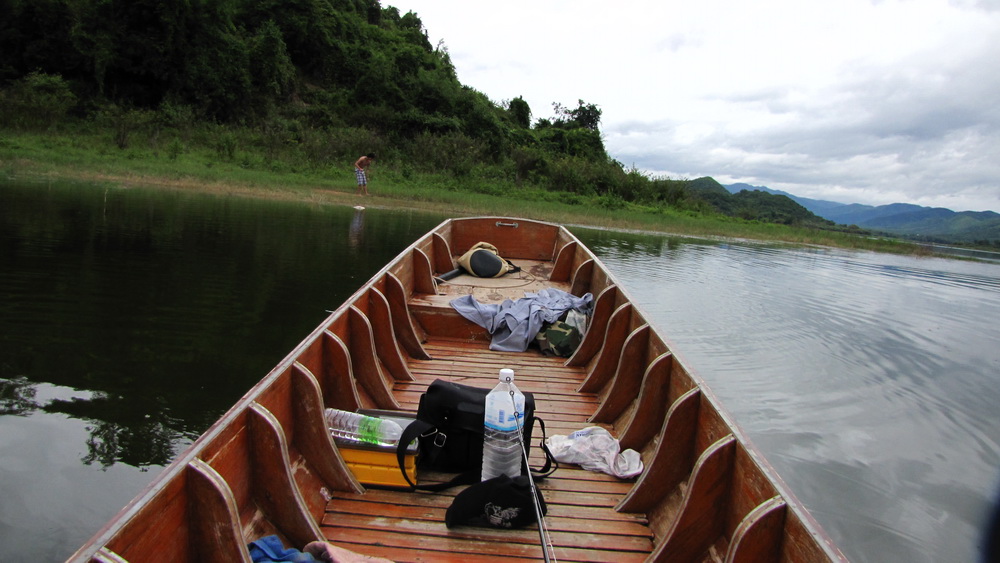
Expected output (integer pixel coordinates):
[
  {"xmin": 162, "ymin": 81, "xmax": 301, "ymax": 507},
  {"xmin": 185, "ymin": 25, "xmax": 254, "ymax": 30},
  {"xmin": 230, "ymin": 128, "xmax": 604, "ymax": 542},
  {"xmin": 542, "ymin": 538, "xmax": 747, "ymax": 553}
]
[
  {"xmin": 443, "ymin": 269, "xmax": 538, "ymax": 289},
  {"xmin": 510, "ymin": 386, "xmax": 557, "ymax": 563}
]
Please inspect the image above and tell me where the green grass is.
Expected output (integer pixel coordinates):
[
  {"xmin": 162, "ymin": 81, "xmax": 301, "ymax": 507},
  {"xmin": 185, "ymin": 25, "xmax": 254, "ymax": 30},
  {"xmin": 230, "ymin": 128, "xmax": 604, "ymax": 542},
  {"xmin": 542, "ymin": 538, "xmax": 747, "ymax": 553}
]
[{"xmin": 0, "ymin": 127, "xmax": 927, "ymax": 255}]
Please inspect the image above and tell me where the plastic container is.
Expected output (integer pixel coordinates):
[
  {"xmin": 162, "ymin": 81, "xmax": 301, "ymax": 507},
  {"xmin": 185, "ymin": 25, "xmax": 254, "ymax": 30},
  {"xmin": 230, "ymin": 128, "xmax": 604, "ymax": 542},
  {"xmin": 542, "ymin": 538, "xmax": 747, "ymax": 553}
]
[
  {"xmin": 332, "ymin": 409, "xmax": 419, "ymax": 488},
  {"xmin": 324, "ymin": 408, "xmax": 403, "ymax": 446},
  {"xmin": 481, "ymin": 368, "xmax": 526, "ymax": 481}
]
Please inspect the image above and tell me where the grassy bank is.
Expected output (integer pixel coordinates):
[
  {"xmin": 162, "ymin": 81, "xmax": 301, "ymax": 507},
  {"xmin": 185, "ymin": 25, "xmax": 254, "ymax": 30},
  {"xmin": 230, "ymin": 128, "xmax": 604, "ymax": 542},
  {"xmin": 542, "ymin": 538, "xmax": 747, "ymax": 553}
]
[{"xmin": 1, "ymin": 128, "xmax": 924, "ymax": 254}]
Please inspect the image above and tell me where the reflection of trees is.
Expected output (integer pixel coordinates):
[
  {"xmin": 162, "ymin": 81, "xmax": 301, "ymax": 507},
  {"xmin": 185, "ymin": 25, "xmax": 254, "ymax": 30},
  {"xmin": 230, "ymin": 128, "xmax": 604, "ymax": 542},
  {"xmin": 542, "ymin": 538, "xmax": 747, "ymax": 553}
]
[
  {"xmin": 0, "ymin": 377, "xmax": 39, "ymax": 415},
  {"xmin": 1, "ymin": 378, "xmax": 180, "ymax": 469},
  {"xmin": 44, "ymin": 394, "xmax": 184, "ymax": 470},
  {"xmin": 2, "ymin": 183, "xmax": 446, "ymax": 472},
  {"xmin": 575, "ymin": 227, "xmax": 711, "ymax": 260},
  {"xmin": 82, "ymin": 418, "xmax": 177, "ymax": 470},
  {"xmin": 575, "ymin": 228, "xmax": 670, "ymax": 258}
]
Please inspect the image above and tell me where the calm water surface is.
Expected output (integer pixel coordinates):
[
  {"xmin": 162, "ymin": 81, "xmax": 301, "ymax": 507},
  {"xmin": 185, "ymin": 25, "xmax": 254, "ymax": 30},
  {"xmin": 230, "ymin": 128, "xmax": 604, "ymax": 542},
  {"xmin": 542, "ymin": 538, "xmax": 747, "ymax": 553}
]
[
  {"xmin": 572, "ymin": 229, "xmax": 1000, "ymax": 563},
  {"xmin": 1, "ymin": 181, "xmax": 998, "ymax": 562}
]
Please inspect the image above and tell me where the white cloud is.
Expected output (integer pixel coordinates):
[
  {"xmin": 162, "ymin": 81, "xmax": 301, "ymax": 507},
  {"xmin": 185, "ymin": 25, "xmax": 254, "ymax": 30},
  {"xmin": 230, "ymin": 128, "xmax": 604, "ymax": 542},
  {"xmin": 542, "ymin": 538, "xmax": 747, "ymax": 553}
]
[{"xmin": 387, "ymin": 0, "xmax": 1000, "ymax": 212}]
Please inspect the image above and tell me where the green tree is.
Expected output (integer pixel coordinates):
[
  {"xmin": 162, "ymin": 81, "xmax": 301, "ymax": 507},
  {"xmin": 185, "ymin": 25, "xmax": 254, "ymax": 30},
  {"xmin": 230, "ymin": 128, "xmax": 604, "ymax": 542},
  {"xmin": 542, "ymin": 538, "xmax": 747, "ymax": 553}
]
[
  {"xmin": 248, "ymin": 19, "xmax": 296, "ymax": 113},
  {"xmin": 507, "ymin": 96, "xmax": 531, "ymax": 129},
  {"xmin": 551, "ymin": 99, "xmax": 602, "ymax": 131},
  {"xmin": 536, "ymin": 126, "xmax": 605, "ymax": 160},
  {"xmin": 0, "ymin": 0, "xmax": 81, "ymax": 83}
]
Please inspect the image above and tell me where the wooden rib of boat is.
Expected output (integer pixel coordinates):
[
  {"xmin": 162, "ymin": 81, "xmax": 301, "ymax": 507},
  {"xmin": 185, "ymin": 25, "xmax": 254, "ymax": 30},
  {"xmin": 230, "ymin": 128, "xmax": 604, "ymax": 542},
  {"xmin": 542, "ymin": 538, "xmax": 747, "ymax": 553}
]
[{"xmin": 69, "ymin": 217, "xmax": 846, "ymax": 562}]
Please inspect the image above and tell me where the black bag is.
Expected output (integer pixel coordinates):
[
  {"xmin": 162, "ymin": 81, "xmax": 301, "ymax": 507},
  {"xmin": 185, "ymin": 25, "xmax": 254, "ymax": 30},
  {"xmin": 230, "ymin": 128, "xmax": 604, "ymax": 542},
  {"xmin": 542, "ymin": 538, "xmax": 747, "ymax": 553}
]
[
  {"xmin": 395, "ymin": 379, "xmax": 556, "ymax": 490},
  {"xmin": 445, "ymin": 474, "xmax": 546, "ymax": 529}
]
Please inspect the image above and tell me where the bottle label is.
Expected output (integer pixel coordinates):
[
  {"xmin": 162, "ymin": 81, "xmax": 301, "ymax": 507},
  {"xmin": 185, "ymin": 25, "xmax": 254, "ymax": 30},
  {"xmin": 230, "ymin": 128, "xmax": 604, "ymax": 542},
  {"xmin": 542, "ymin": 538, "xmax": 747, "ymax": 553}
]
[
  {"xmin": 485, "ymin": 395, "xmax": 525, "ymax": 431},
  {"xmin": 358, "ymin": 416, "xmax": 379, "ymax": 444}
]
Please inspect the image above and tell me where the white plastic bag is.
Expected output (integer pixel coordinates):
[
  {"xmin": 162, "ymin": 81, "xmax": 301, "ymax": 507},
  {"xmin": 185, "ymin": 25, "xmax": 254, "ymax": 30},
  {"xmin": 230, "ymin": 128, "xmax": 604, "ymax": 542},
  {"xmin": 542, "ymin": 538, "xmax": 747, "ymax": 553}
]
[{"xmin": 545, "ymin": 426, "xmax": 643, "ymax": 479}]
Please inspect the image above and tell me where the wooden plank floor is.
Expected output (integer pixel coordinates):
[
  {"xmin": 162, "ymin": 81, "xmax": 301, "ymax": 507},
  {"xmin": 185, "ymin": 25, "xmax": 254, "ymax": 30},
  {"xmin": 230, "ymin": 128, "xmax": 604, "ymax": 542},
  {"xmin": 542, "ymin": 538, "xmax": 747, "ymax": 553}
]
[{"xmin": 320, "ymin": 336, "xmax": 654, "ymax": 562}]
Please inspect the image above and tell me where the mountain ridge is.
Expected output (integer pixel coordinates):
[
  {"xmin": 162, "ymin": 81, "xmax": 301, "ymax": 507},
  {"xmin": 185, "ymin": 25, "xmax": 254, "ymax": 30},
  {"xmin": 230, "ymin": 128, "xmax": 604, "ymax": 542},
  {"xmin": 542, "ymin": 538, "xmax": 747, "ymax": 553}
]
[{"xmin": 724, "ymin": 183, "xmax": 1000, "ymax": 244}]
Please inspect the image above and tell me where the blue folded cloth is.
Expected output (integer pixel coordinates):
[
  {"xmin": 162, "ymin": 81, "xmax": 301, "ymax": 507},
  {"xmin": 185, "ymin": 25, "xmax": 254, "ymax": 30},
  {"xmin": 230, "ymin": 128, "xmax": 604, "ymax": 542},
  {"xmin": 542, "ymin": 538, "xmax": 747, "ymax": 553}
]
[{"xmin": 248, "ymin": 535, "xmax": 317, "ymax": 562}]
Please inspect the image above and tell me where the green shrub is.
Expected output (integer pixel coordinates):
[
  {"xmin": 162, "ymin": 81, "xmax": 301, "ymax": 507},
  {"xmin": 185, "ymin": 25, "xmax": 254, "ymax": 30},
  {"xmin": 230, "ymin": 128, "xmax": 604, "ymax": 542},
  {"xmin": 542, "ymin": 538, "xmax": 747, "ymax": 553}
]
[
  {"xmin": 0, "ymin": 72, "xmax": 77, "ymax": 130},
  {"xmin": 93, "ymin": 104, "xmax": 156, "ymax": 150},
  {"xmin": 156, "ymin": 101, "xmax": 198, "ymax": 138},
  {"xmin": 215, "ymin": 129, "xmax": 239, "ymax": 161},
  {"xmin": 322, "ymin": 127, "xmax": 386, "ymax": 164},
  {"xmin": 596, "ymin": 193, "xmax": 627, "ymax": 210},
  {"xmin": 405, "ymin": 131, "xmax": 485, "ymax": 177},
  {"xmin": 545, "ymin": 156, "xmax": 587, "ymax": 193},
  {"xmin": 167, "ymin": 137, "xmax": 185, "ymax": 160}
]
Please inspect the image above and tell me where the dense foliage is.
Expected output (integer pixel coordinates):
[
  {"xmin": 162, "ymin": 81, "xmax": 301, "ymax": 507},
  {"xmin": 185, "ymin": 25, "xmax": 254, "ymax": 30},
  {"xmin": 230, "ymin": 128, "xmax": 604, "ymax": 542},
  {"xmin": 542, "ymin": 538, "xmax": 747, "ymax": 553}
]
[{"xmin": 1, "ymin": 0, "xmax": 834, "ymax": 229}]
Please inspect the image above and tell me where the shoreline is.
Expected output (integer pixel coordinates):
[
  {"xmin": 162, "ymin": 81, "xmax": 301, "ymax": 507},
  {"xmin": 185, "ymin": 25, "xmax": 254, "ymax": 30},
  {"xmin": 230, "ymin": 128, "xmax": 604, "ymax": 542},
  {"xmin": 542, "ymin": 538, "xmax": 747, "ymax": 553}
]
[
  {"xmin": 3, "ymin": 168, "xmax": 836, "ymax": 246},
  {"xmin": 0, "ymin": 148, "xmax": 934, "ymax": 256}
]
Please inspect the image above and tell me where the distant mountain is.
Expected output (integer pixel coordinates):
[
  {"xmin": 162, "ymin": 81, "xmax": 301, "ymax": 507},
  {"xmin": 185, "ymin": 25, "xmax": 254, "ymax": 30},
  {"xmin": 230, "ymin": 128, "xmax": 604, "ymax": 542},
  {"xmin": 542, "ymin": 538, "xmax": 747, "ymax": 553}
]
[
  {"xmin": 724, "ymin": 183, "xmax": 1000, "ymax": 244},
  {"xmin": 687, "ymin": 178, "xmax": 834, "ymax": 227},
  {"xmin": 725, "ymin": 183, "xmax": 847, "ymax": 217}
]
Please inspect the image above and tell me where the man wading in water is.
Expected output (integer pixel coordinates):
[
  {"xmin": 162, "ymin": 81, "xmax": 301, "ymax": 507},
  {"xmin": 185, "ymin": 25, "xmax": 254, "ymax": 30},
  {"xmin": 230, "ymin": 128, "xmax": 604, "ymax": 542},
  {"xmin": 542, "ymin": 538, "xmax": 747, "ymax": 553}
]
[{"xmin": 354, "ymin": 153, "xmax": 376, "ymax": 195}]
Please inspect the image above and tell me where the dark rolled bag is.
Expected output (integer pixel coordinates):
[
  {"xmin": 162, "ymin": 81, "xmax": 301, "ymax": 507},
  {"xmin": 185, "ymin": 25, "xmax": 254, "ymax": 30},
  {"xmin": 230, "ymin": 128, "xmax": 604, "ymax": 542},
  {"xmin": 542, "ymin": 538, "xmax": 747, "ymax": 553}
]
[
  {"xmin": 395, "ymin": 379, "xmax": 555, "ymax": 490},
  {"xmin": 445, "ymin": 474, "xmax": 547, "ymax": 529},
  {"xmin": 455, "ymin": 242, "xmax": 520, "ymax": 278}
]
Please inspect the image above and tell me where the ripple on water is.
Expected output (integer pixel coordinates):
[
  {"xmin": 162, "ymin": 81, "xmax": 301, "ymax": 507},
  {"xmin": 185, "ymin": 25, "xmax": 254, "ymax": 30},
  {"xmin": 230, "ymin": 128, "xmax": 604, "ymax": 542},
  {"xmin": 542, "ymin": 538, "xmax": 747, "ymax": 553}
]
[{"xmin": 578, "ymin": 232, "xmax": 1000, "ymax": 563}]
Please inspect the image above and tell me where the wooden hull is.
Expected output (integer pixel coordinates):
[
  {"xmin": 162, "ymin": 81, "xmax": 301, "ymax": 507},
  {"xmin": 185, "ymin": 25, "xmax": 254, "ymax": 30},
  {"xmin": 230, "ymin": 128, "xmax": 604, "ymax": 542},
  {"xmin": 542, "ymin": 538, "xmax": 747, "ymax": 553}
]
[{"xmin": 69, "ymin": 217, "xmax": 845, "ymax": 562}]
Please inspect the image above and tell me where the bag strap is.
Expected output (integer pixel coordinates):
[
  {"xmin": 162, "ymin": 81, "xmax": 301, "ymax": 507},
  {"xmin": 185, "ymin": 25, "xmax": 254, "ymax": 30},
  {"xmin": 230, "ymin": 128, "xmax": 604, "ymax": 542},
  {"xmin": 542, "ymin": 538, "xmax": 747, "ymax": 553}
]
[
  {"xmin": 396, "ymin": 419, "xmax": 432, "ymax": 490},
  {"xmin": 527, "ymin": 417, "xmax": 558, "ymax": 478}
]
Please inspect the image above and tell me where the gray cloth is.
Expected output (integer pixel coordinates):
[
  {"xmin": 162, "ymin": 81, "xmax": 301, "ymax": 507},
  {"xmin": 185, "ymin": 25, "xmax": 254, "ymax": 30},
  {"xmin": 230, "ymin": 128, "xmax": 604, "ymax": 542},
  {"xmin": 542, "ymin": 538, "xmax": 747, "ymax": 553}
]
[{"xmin": 450, "ymin": 288, "xmax": 593, "ymax": 352}]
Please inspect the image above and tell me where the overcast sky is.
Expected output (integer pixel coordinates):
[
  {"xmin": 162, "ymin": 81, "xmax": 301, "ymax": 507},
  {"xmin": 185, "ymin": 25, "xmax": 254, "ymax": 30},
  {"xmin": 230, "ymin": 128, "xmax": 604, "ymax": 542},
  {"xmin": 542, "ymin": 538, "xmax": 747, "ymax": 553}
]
[{"xmin": 386, "ymin": 0, "xmax": 999, "ymax": 213}]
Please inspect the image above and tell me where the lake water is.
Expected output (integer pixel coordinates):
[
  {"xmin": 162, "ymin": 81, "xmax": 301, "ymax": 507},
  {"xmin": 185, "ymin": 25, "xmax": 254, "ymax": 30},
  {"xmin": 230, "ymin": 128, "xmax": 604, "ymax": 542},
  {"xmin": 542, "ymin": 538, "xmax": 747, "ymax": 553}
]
[{"xmin": 1, "ymin": 181, "xmax": 998, "ymax": 562}]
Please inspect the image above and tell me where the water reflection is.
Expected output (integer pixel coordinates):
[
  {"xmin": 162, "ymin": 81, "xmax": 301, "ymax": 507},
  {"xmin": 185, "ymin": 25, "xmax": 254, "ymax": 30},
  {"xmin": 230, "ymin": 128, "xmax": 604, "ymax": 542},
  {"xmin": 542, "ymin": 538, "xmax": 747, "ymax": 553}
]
[
  {"xmin": 0, "ymin": 376, "xmax": 176, "ymax": 468},
  {"xmin": 0, "ymin": 181, "xmax": 443, "ymax": 473},
  {"xmin": 0, "ymin": 377, "xmax": 38, "ymax": 415},
  {"xmin": 49, "ymin": 393, "xmax": 182, "ymax": 469},
  {"xmin": 0, "ymin": 181, "xmax": 449, "ymax": 559},
  {"xmin": 574, "ymin": 227, "xmax": 1000, "ymax": 563},
  {"xmin": 349, "ymin": 206, "xmax": 365, "ymax": 250}
]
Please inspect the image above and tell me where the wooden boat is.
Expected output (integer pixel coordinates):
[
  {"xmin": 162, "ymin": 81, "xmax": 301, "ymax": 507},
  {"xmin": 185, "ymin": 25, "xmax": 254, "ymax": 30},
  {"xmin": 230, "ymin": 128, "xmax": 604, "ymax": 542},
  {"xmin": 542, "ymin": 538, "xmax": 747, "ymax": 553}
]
[{"xmin": 70, "ymin": 217, "xmax": 846, "ymax": 562}]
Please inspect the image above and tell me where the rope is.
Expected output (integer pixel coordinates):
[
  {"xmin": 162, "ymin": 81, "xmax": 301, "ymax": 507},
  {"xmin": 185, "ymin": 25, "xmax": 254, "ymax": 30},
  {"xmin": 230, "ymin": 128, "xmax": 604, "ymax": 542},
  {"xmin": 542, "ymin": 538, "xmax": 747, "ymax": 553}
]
[
  {"xmin": 509, "ymin": 385, "xmax": 557, "ymax": 563},
  {"xmin": 442, "ymin": 269, "xmax": 540, "ymax": 290}
]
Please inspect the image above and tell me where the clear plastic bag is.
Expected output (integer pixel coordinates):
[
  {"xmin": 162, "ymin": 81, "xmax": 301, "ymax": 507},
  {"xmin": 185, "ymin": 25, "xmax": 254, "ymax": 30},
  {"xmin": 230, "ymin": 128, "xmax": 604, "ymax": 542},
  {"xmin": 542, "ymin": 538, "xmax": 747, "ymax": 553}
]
[{"xmin": 545, "ymin": 426, "xmax": 643, "ymax": 479}]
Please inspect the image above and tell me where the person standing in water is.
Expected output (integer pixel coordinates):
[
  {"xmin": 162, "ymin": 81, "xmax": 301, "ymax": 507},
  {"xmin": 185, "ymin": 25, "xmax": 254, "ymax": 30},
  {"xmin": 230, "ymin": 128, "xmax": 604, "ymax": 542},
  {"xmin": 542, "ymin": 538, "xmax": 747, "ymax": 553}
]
[{"xmin": 354, "ymin": 153, "xmax": 376, "ymax": 195}]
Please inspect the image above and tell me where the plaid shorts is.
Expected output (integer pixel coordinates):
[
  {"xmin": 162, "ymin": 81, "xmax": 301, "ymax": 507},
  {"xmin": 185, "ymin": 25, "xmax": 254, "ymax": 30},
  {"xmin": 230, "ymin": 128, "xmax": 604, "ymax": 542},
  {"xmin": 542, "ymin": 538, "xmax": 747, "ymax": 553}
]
[{"xmin": 355, "ymin": 168, "xmax": 367, "ymax": 185}]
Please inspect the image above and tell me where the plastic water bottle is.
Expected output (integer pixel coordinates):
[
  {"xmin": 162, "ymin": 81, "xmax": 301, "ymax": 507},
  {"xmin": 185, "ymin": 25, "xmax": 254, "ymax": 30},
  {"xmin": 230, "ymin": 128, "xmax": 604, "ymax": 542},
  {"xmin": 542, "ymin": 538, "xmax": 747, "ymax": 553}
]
[
  {"xmin": 324, "ymin": 409, "xmax": 403, "ymax": 446},
  {"xmin": 482, "ymin": 368, "xmax": 526, "ymax": 481}
]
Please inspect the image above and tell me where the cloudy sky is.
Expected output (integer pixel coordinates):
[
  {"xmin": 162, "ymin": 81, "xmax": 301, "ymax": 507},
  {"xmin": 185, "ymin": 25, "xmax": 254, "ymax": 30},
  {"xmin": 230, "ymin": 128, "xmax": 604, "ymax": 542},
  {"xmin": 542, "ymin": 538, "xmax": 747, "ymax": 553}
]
[{"xmin": 387, "ymin": 0, "xmax": 999, "ymax": 213}]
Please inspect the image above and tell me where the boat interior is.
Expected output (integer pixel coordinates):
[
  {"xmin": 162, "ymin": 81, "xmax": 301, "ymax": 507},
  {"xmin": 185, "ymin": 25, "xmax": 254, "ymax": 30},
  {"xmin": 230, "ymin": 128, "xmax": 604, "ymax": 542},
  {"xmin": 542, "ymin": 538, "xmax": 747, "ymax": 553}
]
[{"xmin": 74, "ymin": 218, "xmax": 842, "ymax": 563}]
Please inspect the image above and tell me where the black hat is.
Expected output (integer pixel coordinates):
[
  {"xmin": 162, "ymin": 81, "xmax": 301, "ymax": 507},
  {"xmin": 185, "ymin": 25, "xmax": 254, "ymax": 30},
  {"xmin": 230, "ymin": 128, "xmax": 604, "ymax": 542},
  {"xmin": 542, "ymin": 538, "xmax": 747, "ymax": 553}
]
[{"xmin": 445, "ymin": 475, "xmax": 546, "ymax": 529}]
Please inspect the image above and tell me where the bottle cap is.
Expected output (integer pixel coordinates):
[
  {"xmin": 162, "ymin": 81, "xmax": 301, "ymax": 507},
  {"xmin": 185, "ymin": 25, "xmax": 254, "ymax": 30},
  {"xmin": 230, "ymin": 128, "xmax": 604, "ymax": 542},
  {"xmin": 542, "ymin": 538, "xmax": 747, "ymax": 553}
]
[{"xmin": 499, "ymin": 368, "xmax": 514, "ymax": 382}]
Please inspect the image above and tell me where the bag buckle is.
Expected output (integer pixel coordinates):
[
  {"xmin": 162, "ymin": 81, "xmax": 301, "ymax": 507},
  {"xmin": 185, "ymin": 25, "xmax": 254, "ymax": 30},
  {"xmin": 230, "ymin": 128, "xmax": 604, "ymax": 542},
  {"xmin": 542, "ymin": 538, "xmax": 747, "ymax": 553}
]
[
  {"xmin": 420, "ymin": 427, "xmax": 447, "ymax": 447},
  {"xmin": 432, "ymin": 431, "xmax": 447, "ymax": 447}
]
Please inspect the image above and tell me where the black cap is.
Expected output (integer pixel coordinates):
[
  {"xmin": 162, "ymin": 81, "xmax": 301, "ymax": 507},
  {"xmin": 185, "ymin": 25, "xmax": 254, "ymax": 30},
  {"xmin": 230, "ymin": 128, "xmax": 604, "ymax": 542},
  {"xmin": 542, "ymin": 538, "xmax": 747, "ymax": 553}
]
[{"xmin": 445, "ymin": 475, "xmax": 546, "ymax": 529}]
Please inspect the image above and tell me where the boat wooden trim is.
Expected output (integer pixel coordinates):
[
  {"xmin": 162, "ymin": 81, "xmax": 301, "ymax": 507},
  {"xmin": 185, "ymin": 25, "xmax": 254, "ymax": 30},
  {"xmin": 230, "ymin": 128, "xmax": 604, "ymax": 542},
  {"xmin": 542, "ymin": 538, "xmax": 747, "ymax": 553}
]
[
  {"xmin": 565, "ymin": 283, "xmax": 618, "ymax": 367},
  {"xmin": 618, "ymin": 351, "xmax": 674, "ymax": 451},
  {"xmin": 69, "ymin": 217, "xmax": 845, "ymax": 562},
  {"xmin": 382, "ymin": 272, "xmax": 432, "ymax": 360}
]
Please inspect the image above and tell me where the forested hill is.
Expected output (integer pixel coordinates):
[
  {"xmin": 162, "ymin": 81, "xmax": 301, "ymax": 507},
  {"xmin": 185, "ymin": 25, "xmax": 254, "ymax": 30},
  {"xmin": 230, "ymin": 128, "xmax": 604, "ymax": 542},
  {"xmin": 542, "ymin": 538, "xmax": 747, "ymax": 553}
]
[
  {"xmin": 1, "ymin": 1, "xmax": 485, "ymax": 133},
  {"xmin": 0, "ymin": 1, "xmax": 633, "ymax": 194},
  {"xmin": 0, "ymin": 1, "xmax": 890, "ymax": 234}
]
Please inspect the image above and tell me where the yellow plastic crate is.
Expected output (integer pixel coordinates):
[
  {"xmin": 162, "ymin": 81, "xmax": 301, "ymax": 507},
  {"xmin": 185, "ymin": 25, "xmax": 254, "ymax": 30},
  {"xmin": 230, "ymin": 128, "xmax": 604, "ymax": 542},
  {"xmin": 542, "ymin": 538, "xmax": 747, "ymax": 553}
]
[{"xmin": 334, "ymin": 410, "xmax": 418, "ymax": 488}]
